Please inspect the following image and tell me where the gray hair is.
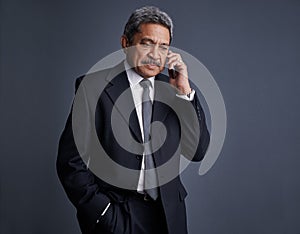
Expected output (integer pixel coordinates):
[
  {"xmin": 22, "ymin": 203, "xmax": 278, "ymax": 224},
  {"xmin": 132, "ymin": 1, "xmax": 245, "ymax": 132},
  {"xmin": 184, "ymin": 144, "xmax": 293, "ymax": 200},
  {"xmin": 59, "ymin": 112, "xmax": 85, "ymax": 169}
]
[{"xmin": 123, "ymin": 6, "xmax": 173, "ymax": 44}]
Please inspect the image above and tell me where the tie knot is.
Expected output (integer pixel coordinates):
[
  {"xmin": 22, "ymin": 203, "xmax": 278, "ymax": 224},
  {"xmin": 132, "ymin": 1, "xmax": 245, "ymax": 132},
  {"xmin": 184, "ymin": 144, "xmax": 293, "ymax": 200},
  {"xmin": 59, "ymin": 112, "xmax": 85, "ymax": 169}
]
[{"xmin": 140, "ymin": 79, "xmax": 151, "ymax": 89}]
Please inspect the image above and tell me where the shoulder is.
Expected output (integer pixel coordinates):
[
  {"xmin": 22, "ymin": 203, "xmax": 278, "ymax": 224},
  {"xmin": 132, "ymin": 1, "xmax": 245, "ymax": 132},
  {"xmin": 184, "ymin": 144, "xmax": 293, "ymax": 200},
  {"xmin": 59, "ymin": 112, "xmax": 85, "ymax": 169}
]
[{"xmin": 75, "ymin": 62, "xmax": 125, "ymax": 91}]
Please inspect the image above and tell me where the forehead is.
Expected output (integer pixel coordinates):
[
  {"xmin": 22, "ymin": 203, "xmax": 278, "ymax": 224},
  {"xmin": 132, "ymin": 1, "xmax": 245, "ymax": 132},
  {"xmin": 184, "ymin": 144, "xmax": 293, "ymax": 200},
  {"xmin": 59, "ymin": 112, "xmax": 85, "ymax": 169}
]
[{"xmin": 135, "ymin": 23, "xmax": 170, "ymax": 44}]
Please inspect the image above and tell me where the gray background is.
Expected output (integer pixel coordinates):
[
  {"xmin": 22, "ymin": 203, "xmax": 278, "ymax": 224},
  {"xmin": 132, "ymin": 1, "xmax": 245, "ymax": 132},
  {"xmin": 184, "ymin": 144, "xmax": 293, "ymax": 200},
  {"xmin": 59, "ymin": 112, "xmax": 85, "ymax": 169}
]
[{"xmin": 1, "ymin": 0, "xmax": 299, "ymax": 233}]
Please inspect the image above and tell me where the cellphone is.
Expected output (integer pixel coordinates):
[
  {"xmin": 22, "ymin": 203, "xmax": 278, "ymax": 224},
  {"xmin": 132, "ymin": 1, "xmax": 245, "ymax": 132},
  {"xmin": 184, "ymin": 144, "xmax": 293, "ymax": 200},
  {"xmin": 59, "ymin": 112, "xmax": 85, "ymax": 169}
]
[{"xmin": 168, "ymin": 68, "xmax": 176, "ymax": 79}]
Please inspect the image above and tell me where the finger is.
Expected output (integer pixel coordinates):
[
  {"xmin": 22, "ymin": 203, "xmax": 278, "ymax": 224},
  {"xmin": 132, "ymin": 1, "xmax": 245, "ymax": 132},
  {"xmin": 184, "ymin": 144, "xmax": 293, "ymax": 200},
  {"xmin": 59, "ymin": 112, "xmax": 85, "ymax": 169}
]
[
  {"xmin": 167, "ymin": 52, "xmax": 181, "ymax": 60},
  {"xmin": 167, "ymin": 60, "xmax": 177, "ymax": 70},
  {"xmin": 167, "ymin": 57, "xmax": 184, "ymax": 70},
  {"xmin": 167, "ymin": 52, "xmax": 183, "ymax": 62},
  {"xmin": 167, "ymin": 50, "xmax": 181, "ymax": 59},
  {"xmin": 167, "ymin": 56, "xmax": 183, "ymax": 65}
]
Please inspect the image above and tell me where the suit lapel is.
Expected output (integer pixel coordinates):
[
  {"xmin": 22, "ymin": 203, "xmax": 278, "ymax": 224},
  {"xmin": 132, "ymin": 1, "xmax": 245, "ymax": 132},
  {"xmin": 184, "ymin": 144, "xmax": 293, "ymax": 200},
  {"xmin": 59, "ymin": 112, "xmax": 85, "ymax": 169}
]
[
  {"xmin": 104, "ymin": 63, "xmax": 143, "ymax": 143},
  {"xmin": 103, "ymin": 65, "xmax": 175, "ymax": 145}
]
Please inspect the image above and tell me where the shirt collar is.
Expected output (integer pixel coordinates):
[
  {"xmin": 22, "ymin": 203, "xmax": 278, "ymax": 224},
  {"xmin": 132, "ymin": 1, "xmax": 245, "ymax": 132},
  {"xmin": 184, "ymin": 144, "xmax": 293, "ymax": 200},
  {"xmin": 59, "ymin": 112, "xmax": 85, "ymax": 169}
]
[{"xmin": 124, "ymin": 60, "xmax": 155, "ymax": 88}]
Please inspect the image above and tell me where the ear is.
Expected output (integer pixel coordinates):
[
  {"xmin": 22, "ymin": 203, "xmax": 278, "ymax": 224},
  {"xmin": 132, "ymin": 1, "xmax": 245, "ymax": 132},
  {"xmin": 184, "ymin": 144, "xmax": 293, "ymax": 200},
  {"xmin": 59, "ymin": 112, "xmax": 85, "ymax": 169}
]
[{"xmin": 121, "ymin": 35, "xmax": 129, "ymax": 49}]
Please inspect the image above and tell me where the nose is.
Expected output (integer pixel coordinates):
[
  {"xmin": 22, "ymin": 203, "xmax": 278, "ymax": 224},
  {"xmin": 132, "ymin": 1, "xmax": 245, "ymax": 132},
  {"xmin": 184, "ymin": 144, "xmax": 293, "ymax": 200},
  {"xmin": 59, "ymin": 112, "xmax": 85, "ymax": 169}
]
[{"xmin": 148, "ymin": 45, "xmax": 160, "ymax": 60}]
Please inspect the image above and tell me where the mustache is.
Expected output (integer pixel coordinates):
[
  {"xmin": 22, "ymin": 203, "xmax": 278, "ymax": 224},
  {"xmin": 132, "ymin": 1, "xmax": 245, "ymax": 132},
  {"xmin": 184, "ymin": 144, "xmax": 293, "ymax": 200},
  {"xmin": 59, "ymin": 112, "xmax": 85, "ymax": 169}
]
[{"xmin": 141, "ymin": 59, "xmax": 161, "ymax": 66}]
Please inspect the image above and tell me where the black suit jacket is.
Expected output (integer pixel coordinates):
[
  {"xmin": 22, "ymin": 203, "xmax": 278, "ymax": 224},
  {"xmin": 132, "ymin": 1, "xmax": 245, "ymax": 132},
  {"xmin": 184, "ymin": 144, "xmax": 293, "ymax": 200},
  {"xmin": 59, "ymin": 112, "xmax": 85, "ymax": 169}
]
[{"xmin": 57, "ymin": 62, "xmax": 210, "ymax": 234}]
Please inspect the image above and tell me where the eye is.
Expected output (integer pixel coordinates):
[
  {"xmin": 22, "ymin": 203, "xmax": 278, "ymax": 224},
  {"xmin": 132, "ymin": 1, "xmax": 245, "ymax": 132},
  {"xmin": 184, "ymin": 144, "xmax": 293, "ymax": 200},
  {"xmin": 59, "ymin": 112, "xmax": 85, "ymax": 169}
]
[
  {"xmin": 159, "ymin": 45, "xmax": 169, "ymax": 51},
  {"xmin": 140, "ymin": 42, "xmax": 152, "ymax": 48}
]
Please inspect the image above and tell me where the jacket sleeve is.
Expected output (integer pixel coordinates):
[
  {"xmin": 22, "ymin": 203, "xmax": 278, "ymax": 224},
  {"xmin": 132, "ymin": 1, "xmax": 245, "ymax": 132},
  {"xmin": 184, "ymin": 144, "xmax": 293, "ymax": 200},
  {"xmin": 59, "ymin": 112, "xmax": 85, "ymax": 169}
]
[
  {"xmin": 56, "ymin": 77, "xmax": 110, "ymax": 232},
  {"xmin": 175, "ymin": 85, "xmax": 210, "ymax": 162}
]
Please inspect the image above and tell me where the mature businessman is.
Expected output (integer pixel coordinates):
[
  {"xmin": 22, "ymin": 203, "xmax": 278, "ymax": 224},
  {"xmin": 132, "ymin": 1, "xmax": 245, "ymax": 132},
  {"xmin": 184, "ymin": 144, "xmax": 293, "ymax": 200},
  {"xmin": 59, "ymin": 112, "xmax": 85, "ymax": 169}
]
[{"xmin": 57, "ymin": 6, "xmax": 210, "ymax": 234}]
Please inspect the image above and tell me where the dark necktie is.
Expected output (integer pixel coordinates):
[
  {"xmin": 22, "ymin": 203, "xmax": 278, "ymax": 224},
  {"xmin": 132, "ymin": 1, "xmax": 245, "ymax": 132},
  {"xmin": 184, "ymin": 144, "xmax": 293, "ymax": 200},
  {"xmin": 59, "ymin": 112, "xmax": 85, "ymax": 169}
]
[{"xmin": 140, "ymin": 79, "xmax": 159, "ymax": 200}]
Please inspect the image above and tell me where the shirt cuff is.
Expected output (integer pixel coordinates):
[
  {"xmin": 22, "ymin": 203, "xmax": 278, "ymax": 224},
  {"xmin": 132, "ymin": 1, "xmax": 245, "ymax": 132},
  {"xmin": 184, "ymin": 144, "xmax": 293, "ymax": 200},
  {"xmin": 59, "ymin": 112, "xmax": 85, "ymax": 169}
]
[{"xmin": 176, "ymin": 89, "xmax": 195, "ymax": 101}]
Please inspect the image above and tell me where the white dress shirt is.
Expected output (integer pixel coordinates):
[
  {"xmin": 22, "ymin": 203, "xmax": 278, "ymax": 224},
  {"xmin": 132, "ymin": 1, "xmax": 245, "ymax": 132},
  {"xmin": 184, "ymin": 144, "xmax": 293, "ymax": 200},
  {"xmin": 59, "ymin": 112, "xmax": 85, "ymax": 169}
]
[{"xmin": 124, "ymin": 61, "xmax": 154, "ymax": 192}]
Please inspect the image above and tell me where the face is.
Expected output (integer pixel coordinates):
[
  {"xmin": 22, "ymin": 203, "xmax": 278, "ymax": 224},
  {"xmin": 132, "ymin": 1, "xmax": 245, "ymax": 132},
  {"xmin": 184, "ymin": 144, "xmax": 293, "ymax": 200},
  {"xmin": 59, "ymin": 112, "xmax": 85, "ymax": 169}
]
[{"xmin": 121, "ymin": 23, "xmax": 170, "ymax": 78}]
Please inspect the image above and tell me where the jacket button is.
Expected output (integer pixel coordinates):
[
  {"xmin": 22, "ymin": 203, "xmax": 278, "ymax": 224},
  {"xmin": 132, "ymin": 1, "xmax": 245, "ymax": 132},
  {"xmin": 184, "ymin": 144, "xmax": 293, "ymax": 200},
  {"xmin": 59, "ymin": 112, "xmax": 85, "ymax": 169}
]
[{"xmin": 136, "ymin": 155, "xmax": 142, "ymax": 160}]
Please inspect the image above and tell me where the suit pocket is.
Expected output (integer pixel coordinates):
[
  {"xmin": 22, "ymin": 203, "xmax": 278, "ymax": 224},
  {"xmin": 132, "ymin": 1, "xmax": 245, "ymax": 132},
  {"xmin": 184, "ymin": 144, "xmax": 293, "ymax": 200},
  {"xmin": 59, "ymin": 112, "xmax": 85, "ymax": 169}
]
[
  {"xmin": 98, "ymin": 202, "xmax": 130, "ymax": 234},
  {"xmin": 97, "ymin": 203, "xmax": 115, "ymax": 232}
]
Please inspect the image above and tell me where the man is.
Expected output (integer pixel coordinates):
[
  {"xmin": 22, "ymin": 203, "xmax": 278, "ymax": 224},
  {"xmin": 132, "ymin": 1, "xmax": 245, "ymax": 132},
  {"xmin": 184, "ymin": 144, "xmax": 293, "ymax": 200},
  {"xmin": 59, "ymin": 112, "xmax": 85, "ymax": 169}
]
[{"xmin": 57, "ymin": 6, "xmax": 210, "ymax": 234}]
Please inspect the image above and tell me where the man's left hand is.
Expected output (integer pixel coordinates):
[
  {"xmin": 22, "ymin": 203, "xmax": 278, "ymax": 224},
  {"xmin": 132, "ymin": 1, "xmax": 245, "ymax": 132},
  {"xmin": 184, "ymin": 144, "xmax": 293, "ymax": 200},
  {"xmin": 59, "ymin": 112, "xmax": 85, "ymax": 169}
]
[{"xmin": 167, "ymin": 50, "xmax": 192, "ymax": 95}]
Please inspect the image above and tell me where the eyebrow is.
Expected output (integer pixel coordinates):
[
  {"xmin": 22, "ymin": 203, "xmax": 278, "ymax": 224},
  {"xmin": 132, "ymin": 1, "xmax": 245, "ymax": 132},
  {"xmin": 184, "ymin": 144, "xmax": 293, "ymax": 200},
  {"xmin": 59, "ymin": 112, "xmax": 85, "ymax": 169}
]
[{"xmin": 140, "ymin": 38, "xmax": 170, "ymax": 46}]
